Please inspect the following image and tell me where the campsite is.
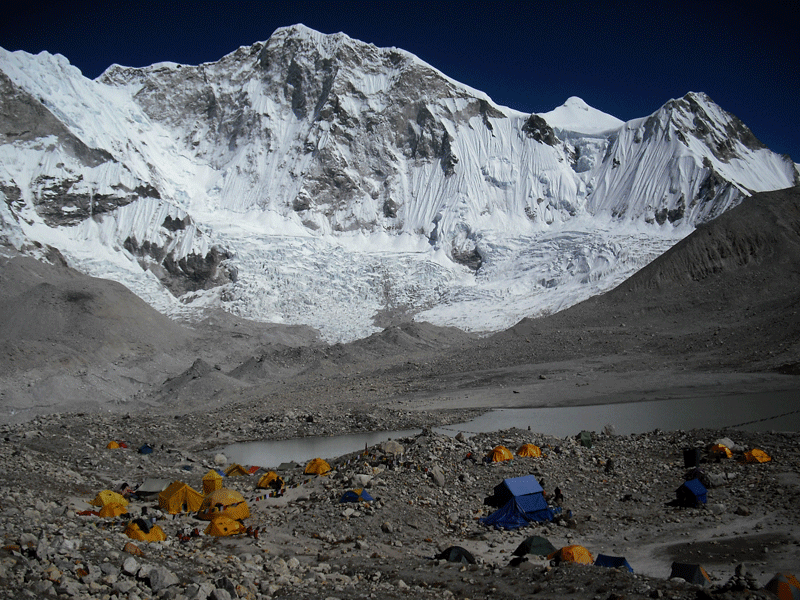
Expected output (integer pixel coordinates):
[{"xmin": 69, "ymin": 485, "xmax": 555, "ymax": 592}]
[{"xmin": 0, "ymin": 404, "xmax": 798, "ymax": 600}]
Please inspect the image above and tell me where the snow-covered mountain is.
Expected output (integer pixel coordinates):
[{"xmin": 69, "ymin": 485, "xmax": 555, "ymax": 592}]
[{"xmin": 1, "ymin": 24, "xmax": 797, "ymax": 341}]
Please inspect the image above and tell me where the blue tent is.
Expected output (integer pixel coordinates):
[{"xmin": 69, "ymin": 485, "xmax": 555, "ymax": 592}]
[
  {"xmin": 481, "ymin": 475, "xmax": 553, "ymax": 529},
  {"xmin": 138, "ymin": 444, "xmax": 153, "ymax": 455},
  {"xmin": 676, "ymin": 478, "xmax": 707, "ymax": 507},
  {"xmin": 339, "ymin": 489, "xmax": 374, "ymax": 503},
  {"xmin": 485, "ymin": 475, "xmax": 543, "ymax": 507},
  {"xmin": 595, "ymin": 554, "xmax": 634, "ymax": 572}
]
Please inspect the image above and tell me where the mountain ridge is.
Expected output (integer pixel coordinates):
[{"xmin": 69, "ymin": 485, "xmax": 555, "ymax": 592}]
[{"xmin": 1, "ymin": 25, "xmax": 797, "ymax": 342}]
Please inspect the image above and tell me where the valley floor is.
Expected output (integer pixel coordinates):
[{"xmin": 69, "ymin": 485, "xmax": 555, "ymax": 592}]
[{"xmin": 1, "ymin": 371, "xmax": 798, "ymax": 600}]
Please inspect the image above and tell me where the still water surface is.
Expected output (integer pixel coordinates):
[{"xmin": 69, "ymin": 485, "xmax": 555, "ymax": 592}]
[{"xmin": 224, "ymin": 390, "xmax": 799, "ymax": 468}]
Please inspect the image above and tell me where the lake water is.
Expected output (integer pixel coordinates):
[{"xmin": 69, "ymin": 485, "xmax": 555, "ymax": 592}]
[{"xmin": 223, "ymin": 390, "xmax": 799, "ymax": 467}]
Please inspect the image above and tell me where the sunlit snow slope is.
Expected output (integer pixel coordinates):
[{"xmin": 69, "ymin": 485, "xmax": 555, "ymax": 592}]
[{"xmin": 1, "ymin": 25, "xmax": 797, "ymax": 342}]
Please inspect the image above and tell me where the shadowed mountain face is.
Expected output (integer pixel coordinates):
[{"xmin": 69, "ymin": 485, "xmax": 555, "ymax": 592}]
[{"xmin": 489, "ymin": 186, "xmax": 800, "ymax": 374}]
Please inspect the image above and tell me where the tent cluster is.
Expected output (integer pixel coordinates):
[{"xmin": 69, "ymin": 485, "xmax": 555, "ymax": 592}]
[
  {"xmin": 83, "ymin": 454, "xmax": 346, "ymax": 542},
  {"xmin": 685, "ymin": 439, "xmax": 772, "ymax": 465},
  {"xmin": 484, "ymin": 442, "xmax": 545, "ymax": 463},
  {"xmin": 673, "ymin": 437, "xmax": 773, "ymax": 507}
]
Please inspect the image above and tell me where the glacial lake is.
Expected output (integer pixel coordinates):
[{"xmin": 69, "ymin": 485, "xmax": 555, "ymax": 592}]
[{"xmin": 223, "ymin": 390, "xmax": 799, "ymax": 468}]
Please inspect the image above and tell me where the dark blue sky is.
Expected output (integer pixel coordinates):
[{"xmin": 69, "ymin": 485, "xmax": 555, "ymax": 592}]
[{"xmin": 3, "ymin": 1, "xmax": 798, "ymax": 161}]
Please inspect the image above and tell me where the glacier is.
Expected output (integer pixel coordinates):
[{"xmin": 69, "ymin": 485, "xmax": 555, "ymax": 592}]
[{"xmin": 0, "ymin": 24, "xmax": 797, "ymax": 342}]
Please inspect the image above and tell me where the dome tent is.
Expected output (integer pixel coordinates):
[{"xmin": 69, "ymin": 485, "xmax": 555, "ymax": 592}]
[
  {"xmin": 549, "ymin": 545, "xmax": 594, "ymax": 565},
  {"xmin": 512, "ymin": 536, "xmax": 557, "ymax": 557},
  {"xmin": 89, "ymin": 490, "xmax": 128, "ymax": 508},
  {"xmin": 435, "ymin": 546, "xmax": 476, "ymax": 564},
  {"xmin": 124, "ymin": 518, "xmax": 166, "ymax": 542},
  {"xmin": 205, "ymin": 515, "xmax": 245, "ymax": 537},
  {"xmin": 595, "ymin": 554, "xmax": 633, "ymax": 572},
  {"xmin": 339, "ymin": 488, "xmax": 374, "ymax": 503},
  {"xmin": 488, "ymin": 445, "xmax": 513, "ymax": 462},
  {"xmin": 669, "ymin": 562, "xmax": 711, "ymax": 586},
  {"xmin": 743, "ymin": 448, "xmax": 771, "ymax": 463},
  {"xmin": 197, "ymin": 489, "xmax": 250, "ymax": 521},
  {"xmin": 516, "ymin": 444, "xmax": 542, "ymax": 458},
  {"xmin": 98, "ymin": 502, "xmax": 128, "ymax": 518},
  {"xmin": 257, "ymin": 471, "xmax": 284, "ymax": 490},
  {"xmin": 304, "ymin": 458, "xmax": 331, "ymax": 475}
]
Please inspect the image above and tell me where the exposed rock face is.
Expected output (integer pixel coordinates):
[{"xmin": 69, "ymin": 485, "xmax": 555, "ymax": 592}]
[
  {"xmin": 0, "ymin": 71, "xmax": 157, "ymax": 227},
  {"xmin": 124, "ymin": 235, "xmax": 236, "ymax": 295},
  {"xmin": 522, "ymin": 114, "xmax": 557, "ymax": 145}
]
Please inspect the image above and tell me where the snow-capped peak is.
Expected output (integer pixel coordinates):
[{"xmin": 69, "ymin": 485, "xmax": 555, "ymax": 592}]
[
  {"xmin": 0, "ymin": 26, "xmax": 797, "ymax": 344},
  {"xmin": 539, "ymin": 96, "xmax": 624, "ymax": 135}
]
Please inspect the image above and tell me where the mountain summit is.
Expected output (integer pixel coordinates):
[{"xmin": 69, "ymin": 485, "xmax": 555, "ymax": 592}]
[
  {"xmin": 538, "ymin": 96, "xmax": 624, "ymax": 134},
  {"xmin": 0, "ymin": 26, "xmax": 797, "ymax": 341}
]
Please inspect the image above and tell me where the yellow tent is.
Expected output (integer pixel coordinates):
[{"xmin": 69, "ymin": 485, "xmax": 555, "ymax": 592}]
[
  {"xmin": 197, "ymin": 489, "xmax": 250, "ymax": 521},
  {"xmin": 158, "ymin": 481, "xmax": 204, "ymax": 514},
  {"xmin": 256, "ymin": 471, "xmax": 284, "ymax": 490},
  {"xmin": 709, "ymin": 444, "xmax": 733, "ymax": 459},
  {"xmin": 517, "ymin": 443, "xmax": 542, "ymax": 458},
  {"xmin": 89, "ymin": 490, "xmax": 129, "ymax": 508},
  {"xmin": 205, "ymin": 515, "xmax": 245, "ymax": 537},
  {"xmin": 125, "ymin": 519, "xmax": 166, "ymax": 542},
  {"xmin": 548, "ymin": 545, "xmax": 594, "ymax": 565},
  {"xmin": 489, "ymin": 445, "xmax": 513, "ymax": 462},
  {"xmin": 743, "ymin": 449, "xmax": 771, "ymax": 463},
  {"xmin": 106, "ymin": 441, "xmax": 120, "ymax": 449},
  {"xmin": 98, "ymin": 502, "xmax": 128, "ymax": 518},
  {"xmin": 304, "ymin": 458, "xmax": 331, "ymax": 475},
  {"xmin": 202, "ymin": 469, "xmax": 223, "ymax": 495},
  {"xmin": 224, "ymin": 463, "xmax": 249, "ymax": 477}
]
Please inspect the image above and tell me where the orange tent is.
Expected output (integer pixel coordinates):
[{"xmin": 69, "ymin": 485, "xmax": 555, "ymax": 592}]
[
  {"xmin": 709, "ymin": 444, "xmax": 732, "ymax": 459},
  {"xmin": 89, "ymin": 490, "xmax": 129, "ymax": 508},
  {"xmin": 765, "ymin": 573, "xmax": 800, "ymax": 600},
  {"xmin": 743, "ymin": 449, "xmax": 771, "ymax": 463},
  {"xmin": 489, "ymin": 445, "xmax": 513, "ymax": 462},
  {"xmin": 158, "ymin": 481, "xmax": 204, "ymax": 514},
  {"xmin": 548, "ymin": 545, "xmax": 594, "ymax": 565},
  {"xmin": 202, "ymin": 470, "xmax": 223, "ymax": 495},
  {"xmin": 304, "ymin": 458, "xmax": 331, "ymax": 475},
  {"xmin": 516, "ymin": 444, "xmax": 542, "ymax": 458},
  {"xmin": 106, "ymin": 441, "xmax": 120, "ymax": 449},
  {"xmin": 256, "ymin": 471, "xmax": 284, "ymax": 490},
  {"xmin": 98, "ymin": 503, "xmax": 128, "ymax": 518},
  {"xmin": 205, "ymin": 516, "xmax": 245, "ymax": 537},
  {"xmin": 124, "ymin": 519, "xmax": 166, "ymax": 542},
  {"xmin": 197, "ymin": 489, "xmax": 250, "ymax": 521},
  {"xmin": 224, "ymin": 463, "xmax": 249, "ymax": 477}
]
